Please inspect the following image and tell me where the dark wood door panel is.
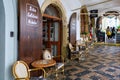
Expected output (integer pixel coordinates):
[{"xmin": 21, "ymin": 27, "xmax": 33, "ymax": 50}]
[
  {"xmin": 18, "ymin": 0, "xmax": 42, "ymax": 66},
  {"xmin": 43, "ymin": 19, "xmax": 62, "ymax": 57},
  {"xmin": 69, "ymin": 13, "xmax": 77, "ymax": 44}
]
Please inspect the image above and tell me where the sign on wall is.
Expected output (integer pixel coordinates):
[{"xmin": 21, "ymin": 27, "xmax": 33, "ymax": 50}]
[{"xmin": 26, "ymin": 3, "xmax": 38, "ymax": 25}]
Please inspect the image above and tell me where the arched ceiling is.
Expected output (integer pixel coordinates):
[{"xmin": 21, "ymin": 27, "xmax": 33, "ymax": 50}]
[{"xmin": 60, "ymin": 0, "xmax": 120, "ymax": 15}]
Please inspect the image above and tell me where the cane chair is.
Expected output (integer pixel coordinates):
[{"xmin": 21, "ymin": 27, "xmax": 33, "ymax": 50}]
[
  {"xmin": 12, "ymin": 61, "xmax": 46, "ymax": 80},
  {"xmin": 76, "ymin": 39, "xmax": 86, "ymax": 51},
  {"xmin": 81, "ymin": 36, "xmax": 93, "ymax": 59},
  {"xmin": 43, "ymin": 49, "xmax": 52, "ymax": 60},
  {"xmin": 68, "ymin": 42, "xmax": 83, "ymax": 60},
  {"xmin": 53, "ymin": 55, "xmax": 64, "ymax": 79},
  {"xmin": 43, "ymin": 49, "xmax": 64, "ymax": 79}
]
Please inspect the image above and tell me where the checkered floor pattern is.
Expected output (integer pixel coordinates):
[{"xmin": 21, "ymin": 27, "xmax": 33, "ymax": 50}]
[
  {"xmin": 48, "ymin": 45, "xmax": 120, "ymax": 80},
  {"xmin": 64, "ymin": 45, "xmax": 120, "ymax": 80}
]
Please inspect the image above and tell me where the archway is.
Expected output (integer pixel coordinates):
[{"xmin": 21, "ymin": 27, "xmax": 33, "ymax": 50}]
[
  {"xmin": 80, "ymin": 5, "xmax": 89, "ymax": 36},
  {"xmin": 41, "ymin": 0, "xmax": 67, "ymax": 58},
  {"xmin": 102, "ymin": 11, "xmax": 120, "ymax": 43},
  {"xmin": 42, "ymin": 4, "xmax": 62, "ymax": 57}
]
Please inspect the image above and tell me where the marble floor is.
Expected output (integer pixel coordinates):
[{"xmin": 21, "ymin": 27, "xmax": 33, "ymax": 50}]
[
  {"xmin": 106, "ymin": 37, "xmax": 116, "ymax": 43},
  {"xmin": 48, "ymin": 45, "xmax": 120, "ymax": 80}
]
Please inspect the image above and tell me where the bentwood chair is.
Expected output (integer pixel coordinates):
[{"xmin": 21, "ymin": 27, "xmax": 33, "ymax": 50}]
[
  {"xmin": 12, "ymin": 61, "xmax": 46, "ymax": 80},
  {"xmin": 43, "ymin": 49, "xmax": 64, "ymax": 79}
]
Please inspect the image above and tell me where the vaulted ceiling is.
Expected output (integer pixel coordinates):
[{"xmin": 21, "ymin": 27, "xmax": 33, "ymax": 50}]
[{"xmin": 61, "ymin": 0, "xmax": 120, "ymax": 15}]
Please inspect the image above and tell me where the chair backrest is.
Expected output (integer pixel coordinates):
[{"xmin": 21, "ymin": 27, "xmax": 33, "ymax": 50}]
[
  {"xmin": 12, "ymin": 61, "xmax": 30, "ymax": 79},
  {"xmin": 68, "ymin": 43, "xmax": 74, "ymax": 52},
  {"xmin": 76, "ymin": 39, "xmax": 81, "ymax": 45},
  {"xmin": 85, "ymin": 37, "xmax": 88, "ymax": 41},
  {"xmin": 43, "ymin": 49, "xmax": 52, "ymax": 60}
]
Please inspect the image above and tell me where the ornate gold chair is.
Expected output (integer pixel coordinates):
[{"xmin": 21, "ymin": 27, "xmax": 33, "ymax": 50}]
[
  {"xmin": 53, "ymin": 55, "xmax": 64, "ymax": 79},
  {"xmin": 76, "ymin": 39, "xmax": 86, "ymax": 50},
  {"xmin": 12, "ymin": 60, "xmax": 46, "ymax": 80},
  {"xmin": 43, "ymin": 49, "xmax": 64, "ymax": 79},
  {"xmin": 80, "ymin": 36, "xmax": 94, "ymax": 59},
  {"xmin": 68, "ymin": 42, "xmax": 83, "ymax": 60}
]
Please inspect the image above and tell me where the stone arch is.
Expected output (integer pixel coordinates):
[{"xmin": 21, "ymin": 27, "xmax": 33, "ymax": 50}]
[
  {"xmin": 80, "ymin": 5, "xmax": 89, "ymax": 35},
  {"xmin": 41, "ymin": 0, "xmax": 67, "ymax": 26},
  {"xmin": 41, "ymin": 0, "xmax": 68, "ymax": 57}
]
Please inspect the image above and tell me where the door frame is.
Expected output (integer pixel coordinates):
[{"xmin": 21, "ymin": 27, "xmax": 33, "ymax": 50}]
[
  {"xmin": 41, "ymin": 0, "xmax": 67, "ymax": 58},
  {"xmin": 43, "ymin": 14, "xmax": 62, "ymax": 56}
]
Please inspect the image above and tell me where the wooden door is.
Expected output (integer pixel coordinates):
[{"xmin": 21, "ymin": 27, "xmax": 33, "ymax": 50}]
[
  {"xmin": 69, "ymin": 13, "xmax": 77, "ymax": 44},
  {"xmin": 18, "ymin": 0, "xmax": 42, "ymax": 66},
  {"xmin": 43, "ymin": 19, "xmax": 62, "ymax": 56}
]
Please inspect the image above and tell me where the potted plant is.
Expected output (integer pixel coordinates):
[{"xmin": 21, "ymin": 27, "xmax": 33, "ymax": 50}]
[
  {"xmin": 81, "ymin": 32, "xmax": 88, "ymax": 35},
  {"xmin": 117, "ymin": 25, "xmax": 120, "ymax": 31}
]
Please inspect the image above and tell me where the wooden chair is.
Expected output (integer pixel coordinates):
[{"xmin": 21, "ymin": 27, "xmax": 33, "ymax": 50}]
[{"xmin": 12, "ymin": 60, "xmax": 46, "ymax": 80}]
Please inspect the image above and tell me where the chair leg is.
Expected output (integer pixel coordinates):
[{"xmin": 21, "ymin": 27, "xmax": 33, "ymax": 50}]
[
  {"xmin": 62, "ymin": 66, "xmax": 65, "ymax": 79},
  {"xmin": 54, "ymin": 67, "xmax": 65, "ymax": 80},
  {"xmin": 55, "ymin": 69, "xmax": 59, "ymax": 80}
]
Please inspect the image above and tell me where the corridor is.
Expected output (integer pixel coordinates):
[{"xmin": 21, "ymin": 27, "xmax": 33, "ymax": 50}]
[
  {"xmin": 54, "ymin": 45, "xmax": 120, "ymax": 80},
  {"xmin": 2, "ymin": 0, "xmax": 120, "ymax": 79}
]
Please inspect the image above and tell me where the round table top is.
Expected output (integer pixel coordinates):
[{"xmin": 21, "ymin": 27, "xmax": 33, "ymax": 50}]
[{"xmin": 31, "ymin": 59, "xmax": 56, "ymax": 68}]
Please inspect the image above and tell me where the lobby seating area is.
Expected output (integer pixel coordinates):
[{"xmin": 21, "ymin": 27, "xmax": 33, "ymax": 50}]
[{"xmin": 12, "ymin": 33, "xmax": 120, "ymax": 80}]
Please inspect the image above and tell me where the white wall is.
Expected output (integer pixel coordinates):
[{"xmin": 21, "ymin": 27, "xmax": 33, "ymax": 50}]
[
  {"xmin": 38, "ymin": 0, "xmax": 44, "ymax": 7},
  {"xmin": 1, "ymin": 0, "xmax": 18, "ymax": 80},
  {"xmin": 60, "ymin": 0, "xmax": 72, "ymax": 23},
  {"xmin": 60, "ymin": 1, "xmax": 81, "ymax": 40},
  {"xmin": 0, "ymin": 0, "xmax": 5, "ymax": 80},
  {"xmin": 76, "ymin": 11, "xmax": 81, "ymax": 40}
]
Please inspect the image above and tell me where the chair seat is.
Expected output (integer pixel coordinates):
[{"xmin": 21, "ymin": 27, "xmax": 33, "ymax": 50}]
[
  {"xmin": 56, "ymin": 63, "xmax": 64, "ymax": 70},
  {"xmin": 71, "ymin": 51, "xmax": 79, "ymax": 54}
]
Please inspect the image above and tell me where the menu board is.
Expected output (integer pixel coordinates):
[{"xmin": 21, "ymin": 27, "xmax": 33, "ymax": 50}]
[{"xmin": 26, "ymin": 3, "xmax": 38, "ymax": 26}]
